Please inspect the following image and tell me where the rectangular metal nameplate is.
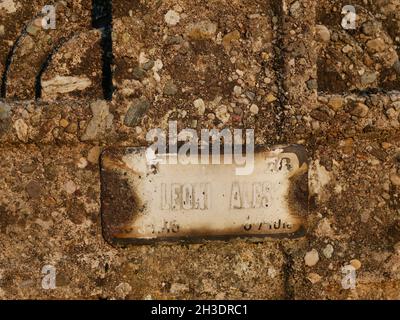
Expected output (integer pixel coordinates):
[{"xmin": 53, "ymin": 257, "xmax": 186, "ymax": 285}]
[{"xmin": 101, "ymin": 145, "xmax": 308, "ymax": 244}]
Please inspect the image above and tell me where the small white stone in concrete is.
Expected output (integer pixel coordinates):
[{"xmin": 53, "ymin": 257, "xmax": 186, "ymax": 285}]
[
  {"xmin": 305, "ymin": 249, "xmax": 320, "ymax": 267},
  {"xmin": 14, "ymin": 119, "xmax": 29, "ymax": 142},
  {"xmin": 250, "ymin": 104, "xmax": 259, "ymax": 115},
  {"xmin": 233, "ymin": 85, "xmax": 242, "ymax": 96},
  {"xmin": 323, "ymin": 244, "xmax": 334, "ymax": 259},
  {"xmin": 268, "ymin": 267, "xmax": 277, "ymax": 279},
  {"xmin": 215, "ymin": 105, "xmax": 230, "ymax": 123},
  {"xmin": 115, "ymin": 282, "xmax": 132, "ymax": 299},
  {"xmin": 309, "ymin": 160, "xmax": 331, "ymax": 200},
  {"xmin": 164, "ymin": 10, "xmax": 180, "ymax": 26},
  {"xmin": 194, "ymin": 98, "xmax": 206, "ymax": 115},
  {"xmin": 77, "ymin": 157, "xmax": 88, "ymax": 169},
  {"xmin": 42, "ymin": 76, "xmax": 92, "ymax": 96},
  {"xmin": 64, "ymin": 180, "xmax": 77, "ymax": 195}
]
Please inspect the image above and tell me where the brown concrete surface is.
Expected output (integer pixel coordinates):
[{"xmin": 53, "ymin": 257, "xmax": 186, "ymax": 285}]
[{"xmin": 1, "ymin": 0, "xmax": 400, "ymax": 299}]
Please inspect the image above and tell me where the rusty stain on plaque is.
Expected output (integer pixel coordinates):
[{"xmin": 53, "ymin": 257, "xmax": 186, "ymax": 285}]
[{"xmin": 101, "ymin": 145, "xmax": 308, "ymax": 245}]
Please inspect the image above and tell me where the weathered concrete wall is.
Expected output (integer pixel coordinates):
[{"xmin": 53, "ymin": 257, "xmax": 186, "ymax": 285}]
[{"xmin": 1, "ymin": 0, "xmax": 400, "ymax": 299}]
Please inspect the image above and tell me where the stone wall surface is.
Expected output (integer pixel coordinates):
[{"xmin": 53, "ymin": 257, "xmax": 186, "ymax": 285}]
[{"xmin": 1, "ymin": 0, "xmax": 400, "ymax": 299}]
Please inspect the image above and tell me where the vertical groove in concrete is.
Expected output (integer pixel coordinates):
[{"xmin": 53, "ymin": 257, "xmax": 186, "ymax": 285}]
[{"xmin": 92, "ymin": 0, "xmax": 114, "ymax": 100}]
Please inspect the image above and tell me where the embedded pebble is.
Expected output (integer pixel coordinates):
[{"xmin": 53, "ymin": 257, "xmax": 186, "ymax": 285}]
[
  {"xmin": 170, "ymin": 283, "xmax": 189, "ymax": 294},
  {"xmin": 59, "ymin": 119, "xmax": 69, "ymax": 128},
  {"xmin": 361, "ymin": 72, "xmax": 377, "ymax": 85},
  {"xmin": 350, "ymin": 259, "xmax": 362, "ymax": 270},
  {"xmin": 81, "ymin": 100, "xmax": 114, "ymax": 141},
  {"xmin": 14, "ymin": 119, "xmax": 29, "ymax": 142},
  {"xmin": 307, "ymin": 273, "xmax": 322, "ymax": 284},
  {"xmin": 142, "ymin": 60, "xmax": 155, "ymax": 71},
  {"xmin": 215, "ymin": 105, "xmax": 230, "ymax": 123},
  {"xmin": 290, "ymin": 1, "xmax": 301, "ymax": 18},
  {"xmin": 164, "ymin": 10, "xmax": 180, "ymax": 26},
  {"xmin": 124, "ymin": 99, "xmax": 151, "ymax": 127},
  {"xmin": 132, "ymin": 66, "xmax": 146, "ymax": 80},
  {"xmin": 64, "ymin": 180, "xmax": 77, "ymax": 195},
  {"xmin": 250, "ymin": 104, "xmax": 259, "ymax": 115},
  {"xmin": 328, "ymin": 96, "xmax": 344, "ymax": 111},
  {"xmin": 0, "ymin": 102, "xmax": 11, "ymax": 120},
  {"xmin": 316, "ymin": 25, "xmax": 330, "ymax": 42},
  {"xmin": 390, "ymin": 173, "xmax": 400, "ymax": 186},
  {"xmin": 265, "ymin": 93, "xmax": 277, "ymax": 103},
  {"xmin": 366, "ymin": 38, "xmax": 386, "ymax": 53},
  {"xmin": 222, "ymin": 30, "xmax": 241, "ymax": 48},
  {"xmin": 305, "ymin": 249, "xmax": 320, "ymax": 267},
  {"xmin": 186, "ymin": 20, "xmax": 217, "ymax": 40},
  {"xmin": 342, "ymin": 45, "xmax": 353, "ymax": 54},
  {"xmin": 42, "ymin": 76, "xmax": 92, "ymax": 96},
  {"xmin": 350, "ymin": 103, "xmax": 369, "ymax": 118},
  {"xmin": 194, "ymin": 98, "xmax": 206, "ymax": 115},
  {"xmin": 323, "ymin": 244, "xmax": 334, "ymax": 259},
  {"xmin": 164, "ymin": 81, "xmax": 178, "ymax": 96},
  {"xmin": 115, "ymin": 282, "xmax": 132, "ymax": 299},
  {"xmin": 88, "ymin": 146, "xmax": 101, "ymax": 164},
  {"xmin": 77, "ymin": 157, "xmax": 88, "ymax": 169},
  {"xmin": 233, "ymin": 85, "xmax": 242, "ymax": 97}
]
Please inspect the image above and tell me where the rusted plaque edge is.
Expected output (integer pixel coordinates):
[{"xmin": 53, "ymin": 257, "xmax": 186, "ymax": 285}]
[{"xmin": 100, "ymin": 145, "xmax": 308, "ymax": 245}]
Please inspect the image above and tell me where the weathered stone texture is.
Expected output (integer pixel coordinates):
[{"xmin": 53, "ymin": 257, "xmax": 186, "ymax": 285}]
[{"xmin": 1, "ymin": 0, "xmax": 400, "ymax": 299}]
